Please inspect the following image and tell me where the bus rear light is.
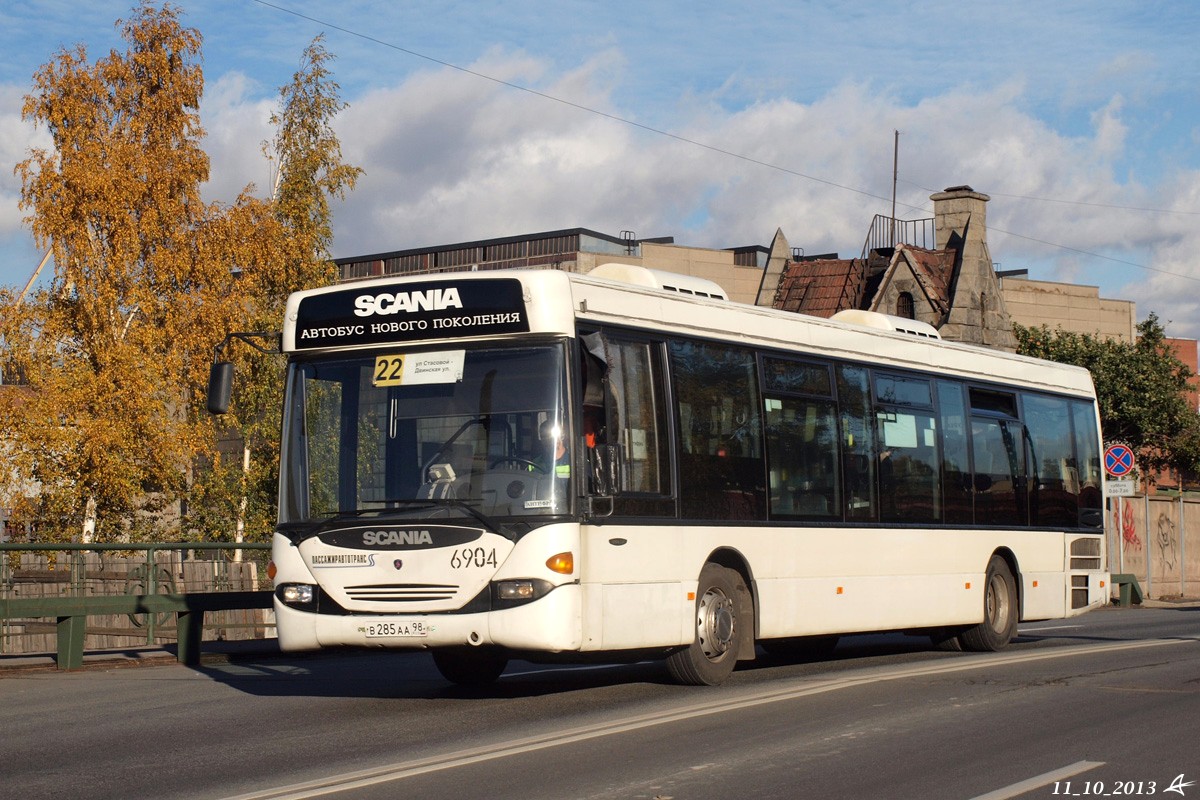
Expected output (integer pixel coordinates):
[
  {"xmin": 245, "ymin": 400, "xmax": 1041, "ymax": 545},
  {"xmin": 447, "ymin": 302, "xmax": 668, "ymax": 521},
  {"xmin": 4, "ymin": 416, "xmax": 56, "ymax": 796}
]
[{"xmin": 546, "ymin": 552, "xmax": 574, "ymax": 574}]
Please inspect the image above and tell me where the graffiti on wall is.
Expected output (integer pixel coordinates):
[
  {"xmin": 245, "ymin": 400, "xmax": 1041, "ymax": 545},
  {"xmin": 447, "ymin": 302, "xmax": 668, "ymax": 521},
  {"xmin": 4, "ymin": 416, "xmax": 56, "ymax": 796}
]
[
  {"xmin": 1107, "ymin": 497, "xmax": 1198, "ymax": 598},
  {"xmin": 1155, "ymin": 510, "xmax": 1179, "ymax": 571},
  {"xmin": 1114, "ymin": 500, "xmax": 1141, "ymax": 550}
]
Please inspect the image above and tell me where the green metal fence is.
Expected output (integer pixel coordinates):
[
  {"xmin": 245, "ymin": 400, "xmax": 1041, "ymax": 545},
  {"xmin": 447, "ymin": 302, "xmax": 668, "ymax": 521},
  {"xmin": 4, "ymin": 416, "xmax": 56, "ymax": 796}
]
[{"xmin": 1, "ymin": 542, "xmax": 274, "ymax": 669}]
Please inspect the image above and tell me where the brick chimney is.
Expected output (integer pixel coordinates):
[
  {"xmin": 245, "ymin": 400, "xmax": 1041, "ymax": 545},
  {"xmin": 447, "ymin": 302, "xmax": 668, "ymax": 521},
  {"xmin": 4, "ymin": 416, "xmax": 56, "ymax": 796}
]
[{"xmin": 931, "ymin": 186, "xmax": 1017, "ymax": 351}]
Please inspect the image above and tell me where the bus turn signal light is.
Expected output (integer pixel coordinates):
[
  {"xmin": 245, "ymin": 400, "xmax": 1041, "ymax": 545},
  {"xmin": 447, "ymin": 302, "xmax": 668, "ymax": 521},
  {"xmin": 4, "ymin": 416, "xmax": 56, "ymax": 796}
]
[{"xmin": 546, "ymin": 552, "xmax": 574, "ymax": 574}]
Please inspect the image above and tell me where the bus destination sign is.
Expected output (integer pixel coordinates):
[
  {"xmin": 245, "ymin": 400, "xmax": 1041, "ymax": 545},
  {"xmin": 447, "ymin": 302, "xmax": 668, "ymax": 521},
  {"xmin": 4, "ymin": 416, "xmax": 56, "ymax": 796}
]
[{"xmin": 293, "ymin": 278, "xmax": 529, "ymax": 350}]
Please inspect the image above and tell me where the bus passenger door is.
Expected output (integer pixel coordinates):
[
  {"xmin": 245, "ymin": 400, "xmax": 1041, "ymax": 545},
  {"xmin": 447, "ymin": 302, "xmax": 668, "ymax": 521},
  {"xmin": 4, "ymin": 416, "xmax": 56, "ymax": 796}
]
[{"xmin": 578, "ymin": 331, "xmax": 680, "ymax": 651}]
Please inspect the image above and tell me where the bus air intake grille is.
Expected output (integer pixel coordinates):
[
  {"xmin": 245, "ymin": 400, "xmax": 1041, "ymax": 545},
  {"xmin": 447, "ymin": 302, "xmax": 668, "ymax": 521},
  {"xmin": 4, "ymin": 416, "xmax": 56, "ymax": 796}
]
[{"xmin": 345, "ymin": 583, "xmax": 458, "ymax": 602}]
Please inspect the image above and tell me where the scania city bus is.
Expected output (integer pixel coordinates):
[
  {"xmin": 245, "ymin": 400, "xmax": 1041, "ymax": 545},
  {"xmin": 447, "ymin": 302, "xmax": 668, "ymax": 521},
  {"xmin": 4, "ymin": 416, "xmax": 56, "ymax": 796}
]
[{"xmin": 208, "ymin": 264, "xmax": 1109, "ymax": 686}]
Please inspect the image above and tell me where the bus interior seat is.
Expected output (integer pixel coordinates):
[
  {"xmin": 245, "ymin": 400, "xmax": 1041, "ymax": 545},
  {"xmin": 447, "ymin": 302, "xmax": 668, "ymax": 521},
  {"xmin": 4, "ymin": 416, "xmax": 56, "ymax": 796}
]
[{"xmin": 792, "ymin": 488, "xmax": 831, "ymax": 516}]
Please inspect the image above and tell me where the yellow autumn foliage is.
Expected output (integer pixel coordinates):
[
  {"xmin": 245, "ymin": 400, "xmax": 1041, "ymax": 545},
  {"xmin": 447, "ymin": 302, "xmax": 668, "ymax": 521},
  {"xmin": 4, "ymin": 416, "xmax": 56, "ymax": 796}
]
[{"xmin": 0, "ymin": 4, "xmax": 360, "ymax": 542}]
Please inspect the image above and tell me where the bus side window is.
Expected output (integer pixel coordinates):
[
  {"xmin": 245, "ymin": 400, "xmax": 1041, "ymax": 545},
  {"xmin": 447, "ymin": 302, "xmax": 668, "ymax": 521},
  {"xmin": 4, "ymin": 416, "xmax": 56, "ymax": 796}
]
[
  {"xmin": 761, "ymin": 356, "xmax": 838, "ymax": 520},
  {"xmin": 1022, "ymin": 393, "xmax": 1078, "ymax": 527},
  {"xmin": 836, "ymin": 365, "xmax": 876, "ymax": 521},
  {"xmin": 580, "ymin": 333, "xmax": 672, "ymax": 511},
  {"xmin": 970, "ymin": 417, "xmax": 1028, "ymax": 526},
  {"xmin": 1071, "ymin": 400, "xmax": 1103, "ymax": 526},
  {"xmin": 671, "ymin": 340, "xmax": 765, "ymax": 521},
  {"xmin": 937, "ymin": 380, "xmax": 973, "ymax": 524},
  {"xmin": 764, "ymin": 396, "xmax": 839, "ymax": 518}
]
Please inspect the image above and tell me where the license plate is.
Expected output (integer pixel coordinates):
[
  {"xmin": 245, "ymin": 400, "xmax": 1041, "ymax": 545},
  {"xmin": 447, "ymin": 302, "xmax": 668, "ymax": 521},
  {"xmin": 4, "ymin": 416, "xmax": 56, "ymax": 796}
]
[{"xmin": 364, "ymin": 620, "xmax": 429, "ymax": 638}]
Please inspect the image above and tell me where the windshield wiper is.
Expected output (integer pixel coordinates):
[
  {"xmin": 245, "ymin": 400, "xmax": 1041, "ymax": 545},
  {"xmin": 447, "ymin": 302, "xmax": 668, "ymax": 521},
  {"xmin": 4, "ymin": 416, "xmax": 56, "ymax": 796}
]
[{"xmin": 416, "ymin": 498, "xmax": 507, "ymax": 538}]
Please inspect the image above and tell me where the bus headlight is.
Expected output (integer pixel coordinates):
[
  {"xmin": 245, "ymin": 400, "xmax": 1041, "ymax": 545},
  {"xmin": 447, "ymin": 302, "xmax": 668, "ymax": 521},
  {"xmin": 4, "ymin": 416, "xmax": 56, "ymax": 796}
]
[
  {"xmin": 493, "ymin": 579, "xmax": 554, "ymax": 606},
  {"xmin": 278, "ymin": 583, "xmax": 316, "ymax": 607}
]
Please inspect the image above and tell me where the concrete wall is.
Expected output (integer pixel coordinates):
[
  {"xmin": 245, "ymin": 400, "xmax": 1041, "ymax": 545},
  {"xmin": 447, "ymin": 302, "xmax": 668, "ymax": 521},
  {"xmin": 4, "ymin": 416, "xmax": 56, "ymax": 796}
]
[
  {"xmin": 1000, "ymin": 276, "xmax": 1136, "ymax": 342},
  {"xmin": 1108, "ymin": 494, "xmax": 1200, "ymax": 600}
]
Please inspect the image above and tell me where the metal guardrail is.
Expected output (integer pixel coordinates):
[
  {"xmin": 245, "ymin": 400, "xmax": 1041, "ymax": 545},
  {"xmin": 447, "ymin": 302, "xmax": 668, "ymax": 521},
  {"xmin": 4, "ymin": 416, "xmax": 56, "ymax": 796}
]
[
  {"xmin": 1, "ymin": 542, "xmax": 273, "ymax": 669},
  {"xmin": 1110, "ymin": 573, "xmax": 1144, "ymax": 607},
  {"xmin": 0, "ymin": 590, "xmax": 274, "ymax": 669}
]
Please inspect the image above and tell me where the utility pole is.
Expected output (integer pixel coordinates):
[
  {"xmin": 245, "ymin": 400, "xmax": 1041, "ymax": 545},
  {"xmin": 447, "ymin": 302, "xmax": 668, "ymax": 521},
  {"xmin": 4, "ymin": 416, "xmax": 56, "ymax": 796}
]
[{"xmin": 891, "ymin": 130, "xmax": 899, "ymax": 247}]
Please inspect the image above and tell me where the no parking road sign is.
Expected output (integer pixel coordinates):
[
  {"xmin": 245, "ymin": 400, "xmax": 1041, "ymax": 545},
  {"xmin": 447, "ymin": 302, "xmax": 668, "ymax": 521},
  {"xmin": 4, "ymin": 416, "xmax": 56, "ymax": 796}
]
[{"xmin": 1104, "ymin": 443, "xmax": 1135, "ymax": 477}]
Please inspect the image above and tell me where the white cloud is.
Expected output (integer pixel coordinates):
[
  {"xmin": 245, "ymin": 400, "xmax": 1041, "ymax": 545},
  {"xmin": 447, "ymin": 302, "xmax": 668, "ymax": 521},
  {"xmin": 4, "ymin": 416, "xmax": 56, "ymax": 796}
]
[
  {"xmin": 200, "ymin": 72, "xmax": 277, "ymax": 203},
  {"xmin": 0, "ymin": 82, "xmax": 52, "ymax": 287},
  {"xmin": 326, "ymin": 54, "xmax": 1200, "ymax": 338},
  {"xmin": 4, "ymin": 37, "xmax": 1200, "ymax": 341},
  {"xmin": 0, "ymin": 85, "xmax": 45, "ymax": 235}
]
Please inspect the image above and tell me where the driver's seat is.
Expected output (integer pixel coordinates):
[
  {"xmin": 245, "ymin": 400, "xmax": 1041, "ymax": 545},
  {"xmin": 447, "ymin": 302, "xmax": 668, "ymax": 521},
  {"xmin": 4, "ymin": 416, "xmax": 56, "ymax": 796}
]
[{"xmin": 420, "ymin": 463, "xmax": 457, "ymax": 500}]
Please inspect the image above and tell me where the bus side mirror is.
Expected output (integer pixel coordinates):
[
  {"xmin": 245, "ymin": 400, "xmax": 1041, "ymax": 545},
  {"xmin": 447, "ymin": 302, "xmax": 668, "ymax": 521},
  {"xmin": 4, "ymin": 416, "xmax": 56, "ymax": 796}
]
[{"xmin": 206, "ymin": 361, "xmax": 234, "ymax": 415}]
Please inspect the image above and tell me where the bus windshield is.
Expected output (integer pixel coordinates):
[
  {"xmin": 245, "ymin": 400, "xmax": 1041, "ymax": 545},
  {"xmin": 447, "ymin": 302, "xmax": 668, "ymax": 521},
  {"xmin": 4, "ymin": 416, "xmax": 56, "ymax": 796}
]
[{"xmin": 278, "ymin": 342, "xmax": 570, "ymax": 524}]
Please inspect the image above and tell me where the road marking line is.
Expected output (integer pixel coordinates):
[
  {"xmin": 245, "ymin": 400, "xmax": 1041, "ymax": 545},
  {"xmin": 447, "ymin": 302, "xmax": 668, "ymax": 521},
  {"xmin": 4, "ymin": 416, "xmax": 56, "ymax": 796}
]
[
  {"xmin": 969, "ymin": 760, "xmax": 1104, "ymax": 800},
  {"xmin": 505, "ymin": 662, "xmax": 646, "ymax": 677},
  {"xmin": 219, "ymin": 638, "xmax": 1198, "ymax": 800},
  {"xmin": 1018, "ymin": 624, "xmax": 1082, "ymax": 632}
]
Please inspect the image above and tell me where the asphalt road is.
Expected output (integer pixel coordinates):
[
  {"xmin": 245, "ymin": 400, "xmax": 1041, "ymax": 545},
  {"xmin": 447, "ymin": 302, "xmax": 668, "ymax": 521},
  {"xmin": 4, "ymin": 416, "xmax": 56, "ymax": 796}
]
[{"xmin": 2, "ymin": 603, "xmax": 1198, "ymax": 800}]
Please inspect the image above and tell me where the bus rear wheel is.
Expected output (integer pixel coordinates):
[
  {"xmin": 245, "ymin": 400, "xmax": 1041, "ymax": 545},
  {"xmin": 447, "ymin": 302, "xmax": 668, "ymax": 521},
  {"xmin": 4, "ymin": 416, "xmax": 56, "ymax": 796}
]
[
  {"xmin": 432, "ymin": 646, "xmax": 508, "ymax": 686},
  {"xmin": 959, "ymin": 555, "xmax": 1017, "ymax": 652},
  {"xmin": 666, "ymin": 563, "xmax": 748, "ymax": 686}
]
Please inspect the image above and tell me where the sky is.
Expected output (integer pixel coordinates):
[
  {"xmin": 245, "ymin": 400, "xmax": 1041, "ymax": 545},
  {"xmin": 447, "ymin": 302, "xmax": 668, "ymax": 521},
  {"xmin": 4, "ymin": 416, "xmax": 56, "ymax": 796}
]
[{"xmin": 3, "ymin": 1, "xmax": 1200, "ymax": 336}]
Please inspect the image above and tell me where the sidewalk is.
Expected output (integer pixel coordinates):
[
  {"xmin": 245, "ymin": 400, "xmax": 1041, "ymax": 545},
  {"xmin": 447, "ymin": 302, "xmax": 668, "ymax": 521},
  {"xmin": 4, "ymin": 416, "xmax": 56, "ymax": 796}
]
[
  {"xmin": 1139, "ymin": 596, "xmax": 1200, "ymax": 609},
  {"xmin": 0, "ymin": 636, "xmax": 281, "ymax": 675}
]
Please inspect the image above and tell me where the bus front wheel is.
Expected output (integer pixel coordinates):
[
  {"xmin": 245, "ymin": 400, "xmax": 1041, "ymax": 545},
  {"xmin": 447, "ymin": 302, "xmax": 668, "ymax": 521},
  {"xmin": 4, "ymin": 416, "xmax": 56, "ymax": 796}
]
[
  {"xmin": 432, "ymin": 646, "xmax": 508, "ymax": 686},
  {"xmin": 959, "ymin": 555, "xmax": 1017, "ymax": 652},
  {"xmin": 666, "ymin": 563, "xmax": 748, "ymax": 686}
]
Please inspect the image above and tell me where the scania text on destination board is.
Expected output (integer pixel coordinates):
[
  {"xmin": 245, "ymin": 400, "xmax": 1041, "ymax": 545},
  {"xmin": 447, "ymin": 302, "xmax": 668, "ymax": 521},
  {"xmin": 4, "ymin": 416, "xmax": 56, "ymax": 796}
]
[{"xmin": 294, "ymin": 278, "xmax": 529, "ymax": 349}]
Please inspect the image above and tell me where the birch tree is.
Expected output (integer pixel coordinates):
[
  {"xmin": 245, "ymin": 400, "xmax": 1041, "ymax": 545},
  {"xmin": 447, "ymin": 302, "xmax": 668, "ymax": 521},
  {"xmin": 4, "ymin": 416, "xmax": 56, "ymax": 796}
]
[
  {"xmin": 3, "ymin": 4, "xmax": 251, "ymax": 540},
  {"xmin": 0, "ymin": 3, "xmax": 218, "ymax": 540},
  {"xmin": 186, "ymin": 36, "xmax": 362, "ymax": 545},
  {"xmin": 0, "ymin": 9, "xmax": 361, "ymax": 543}
]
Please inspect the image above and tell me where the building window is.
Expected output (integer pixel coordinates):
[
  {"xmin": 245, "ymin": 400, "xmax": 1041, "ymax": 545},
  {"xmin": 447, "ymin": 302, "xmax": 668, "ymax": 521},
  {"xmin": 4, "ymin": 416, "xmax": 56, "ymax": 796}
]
[{"xmin": 896, "ymin": 291, "xmax": 915, "ymax": 319}]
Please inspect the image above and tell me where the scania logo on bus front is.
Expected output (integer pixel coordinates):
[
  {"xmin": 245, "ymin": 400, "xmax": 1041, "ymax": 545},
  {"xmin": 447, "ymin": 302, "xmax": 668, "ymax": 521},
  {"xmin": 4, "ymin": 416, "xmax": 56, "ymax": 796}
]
[
  {"xmin": 362, "ymin": 529, "xmax": 434, "ymax": 546},
  {"xmin": 353, "ymin": 288, "xmax": 463, "ymax": 317},
  {"xmin": 317, "ymin": 524, "xmax": 484, "ymax": 550}
]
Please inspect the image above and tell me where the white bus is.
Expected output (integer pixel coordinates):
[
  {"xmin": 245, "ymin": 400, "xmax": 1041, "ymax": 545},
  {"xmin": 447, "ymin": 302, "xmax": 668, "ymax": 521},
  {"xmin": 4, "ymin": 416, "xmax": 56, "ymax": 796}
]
[{"xmin": 209, "ymin": 265, "xmax": 1109, "ymax": 686}]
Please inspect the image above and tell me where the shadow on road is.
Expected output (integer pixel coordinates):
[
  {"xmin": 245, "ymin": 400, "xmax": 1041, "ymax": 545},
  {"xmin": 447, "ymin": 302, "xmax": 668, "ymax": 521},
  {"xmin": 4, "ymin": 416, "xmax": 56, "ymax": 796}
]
[
  {"xmin": 184, "ymin": 605, "xmax": 1200, "ymax": 699},
  {"xmin": 192, "ymin": 632, "xmax": 958, "ymax": 700}
]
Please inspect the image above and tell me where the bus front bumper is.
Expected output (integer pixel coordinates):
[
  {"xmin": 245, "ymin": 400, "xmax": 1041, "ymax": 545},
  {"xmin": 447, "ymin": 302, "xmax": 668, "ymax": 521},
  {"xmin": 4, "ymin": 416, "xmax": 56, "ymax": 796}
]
[{"xmin": 273, "ymin": 583, "xmax": 583, "ymax": 653}]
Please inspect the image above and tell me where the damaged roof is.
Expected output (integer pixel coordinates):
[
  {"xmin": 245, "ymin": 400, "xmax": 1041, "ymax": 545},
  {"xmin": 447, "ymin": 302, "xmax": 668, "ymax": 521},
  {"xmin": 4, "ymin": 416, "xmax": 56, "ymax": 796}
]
[{"xmin": 772, "ymin": 242, "xmax": 957, "ymax": 319}]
